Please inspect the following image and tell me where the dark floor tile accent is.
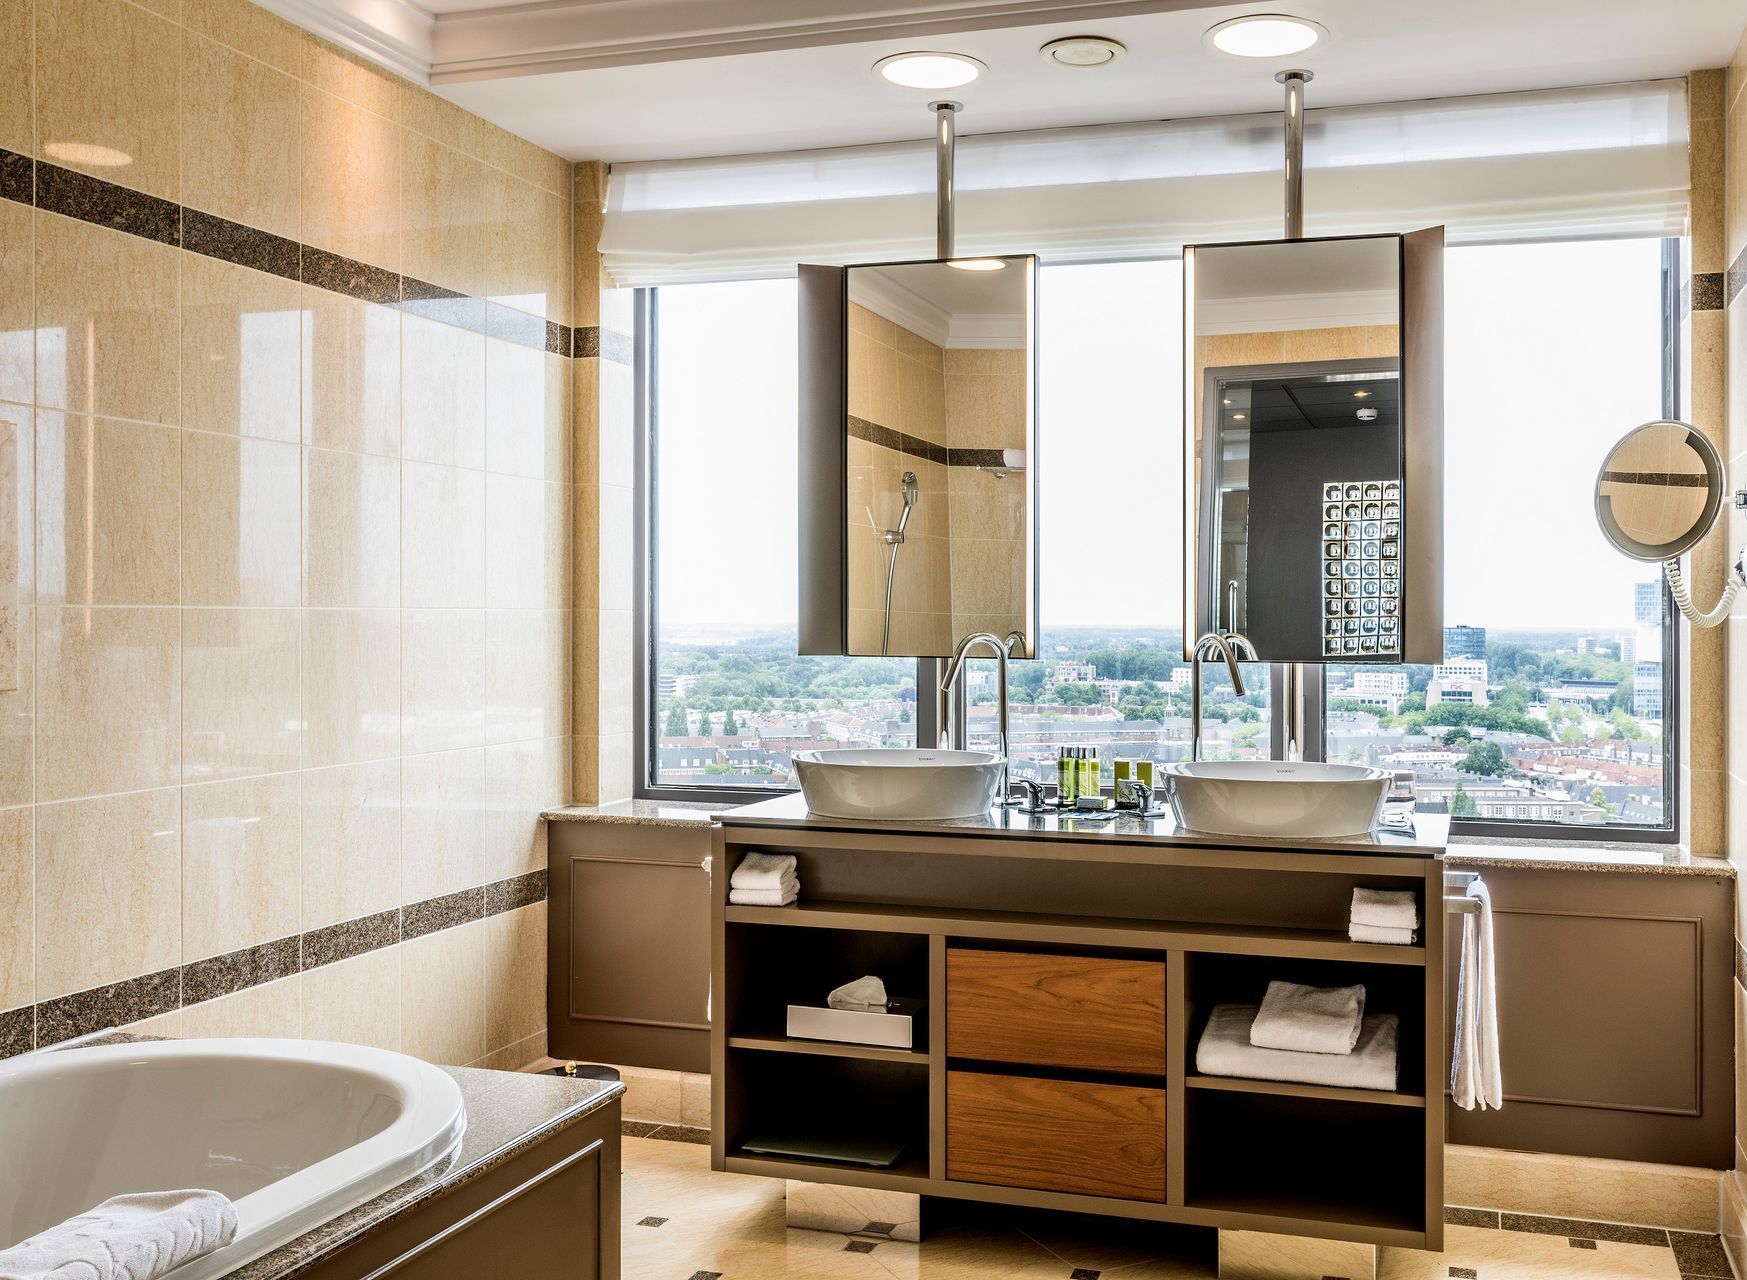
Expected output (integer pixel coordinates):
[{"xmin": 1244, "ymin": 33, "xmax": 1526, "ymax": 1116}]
[
  {"xmin": 1569, "ymin": 1238, "xmax": 1596, "ymax": 1249},
  {"xmin": 649, "ymin": 1124, "xmax": 710, "ymax": 1145},
  {"xmin": 484, "ymin": 301, "xmax": 550, "ymax": 352},
  {"xmin": 404, "ymin": 886, "xmax": 485, "ymax": 941},
  {"xmin": 0, "ymin": 148, "xmax": 31, "ymax": 205},
  {"xmin": 400, "ymin": 283, "xmax": 487, "ymax": 333},
  {"xmin": 600, "ymin": 328, "xmax": 634, "ymax": 366},
  {"xmin": 575, "ymin": 325, "xmax": 600, "ymax": 358},
  {"xmin": 1448, "ymin": 1270, "xmax": 1476, "ymax": 1279},
  {"xmin": 301, "ymin": 908, "xmax": 401, "ymax": 970},
  {"xmin": 636, "ymin": 1216, "xmax": 667, "ymax": 1228},
  {"xmin": 545, "ymin": 319, "xmax": 571, "ymax": 356},
  {"xmin": 845, "ymin": 1240, "xmax": 877, "ymax": 1254},
  {"xmin": 1069, "ymin": 1270, "xmax": 1100, "ymax": 1279},
  {"xmin": 485, "ymin": 868, "xmax": 548, "ymax": 916},
  {"xmin": 862, "ymin": 1221, "xmax": 896, "ymax": 1235},
  {"xmin": 686, "ymin": 1272, "xmax": 722, "ymax": 1280},
  {"xmin": 182, "ymin": 208, "xmax": 300, "ymax": 280},
  {"xmin": 37, "ymin": 968, "xmax": 180, "ymax": 1047},
  {"xmin": 1691, "ymin": 272, "xmax": 1725, "ymax": 313},
  {"xmin": 301, "ymin": 245, "xmax": 400, "ymax": 306},
  {"xmin": 182, "ymin": 935, "xmax": 300, "ymax": 1004},
  {"xmin": 1670, "ymin": 1230, "xmax": 1732, "ymax": 1277},
  {"xmin": 1499, "ymin": 1213, "xmax": 1667, "ymax": 1247},
  {"xmin": 620, "ymin": 1120, "xmax": 663, "ymax": 1138},
  {"xmin": 1445, "ymin": 1207, "xmax": 1500, "ymax": 1228},
  {"xmin": 37, "ymin": 163, "xmax": 180, "ymax": 245},
  {"xmin": 0, "ymin": 1005, "xmax": 33, "ymax": 1059}
]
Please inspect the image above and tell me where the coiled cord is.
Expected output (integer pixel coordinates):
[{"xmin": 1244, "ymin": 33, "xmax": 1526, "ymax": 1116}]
[{"xmin": 1664, "ymin": 556, "xmax": 1744, "ymax": 629}]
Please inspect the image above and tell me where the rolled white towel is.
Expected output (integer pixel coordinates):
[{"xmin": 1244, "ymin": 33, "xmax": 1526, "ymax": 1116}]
[
  {"xmin": 0, "ymin": 1189, "xmax": 238, "ymax": 1280},
  {"xmin": 1349, "ymin": 921, "xmax": 1416, "ymax": 945},
  {"xmin": 1249, "ymin": 980, "xmax": 1365, "ymax": 1055},
  {"xmin": 732, "ymin": 852, "xmax": 797, "ymax": 891},
  {"xmin": 729, "ymin": 878, "xmax": 798, "ymax": 907},
  {"xmin": 1351, "ymin": 887, "xmax": 1419, "ymax": 931}
]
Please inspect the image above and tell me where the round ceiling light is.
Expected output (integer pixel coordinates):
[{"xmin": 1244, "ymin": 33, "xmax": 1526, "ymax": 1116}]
[
  {"xmin": 1205, "ymin": 14, "xmax": 1326, "ymax": 58},
  {"xmin": 1039, "ymin": 36, "xmax": 1126, "ymax": 68},
  {"xmin": 874, "ymin": 51, "xmax": 985, "ymax": 89},
  {"xmin": 949, "ymin": 259, "xmax": 1008, "ymax": 271}
]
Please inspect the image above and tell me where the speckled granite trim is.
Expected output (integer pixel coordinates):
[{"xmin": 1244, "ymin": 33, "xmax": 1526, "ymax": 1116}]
[
  {"xmin": 1498, "ymin": 1213, "xmax": 1668, "ymax": 1246},
  {"xmin": 485, "ymin": 868, "xmax": 548, "ymax": 915},
  {"xmin": 302, "ymin": 909, "xmax": 402, "ymax": 970},
  {"xmin": 0, "ymin": 1005, "xmax": 33, "ymax": 1058},
  {"xmin": 1689, "ymin": 271, "xmax": 1724, "ymax": 313},
  {"xmin": 0, "ymin": 146, "xmax": 586, "ymax": 360},
  {"xmin": 1735, "ymin": 937, "xmax": 1746, "ymax": 987},
  {"xmin": 847, "ymin": 414, "xmax": 948, "ymax": 465},
  {"xmin": 543, "ymin": 800, "xmax": 719, "ymax": 827},
  {"xmin": 37, "ymin": 969, "xmax": 181, "ymax": 1048},
  {"xmin": 404, "ymin": 887, "xmax": 486, "ymax": 941},
  {"xmin": 183, "ymin": 935, "xmax": 300, "ymax": 1005}
]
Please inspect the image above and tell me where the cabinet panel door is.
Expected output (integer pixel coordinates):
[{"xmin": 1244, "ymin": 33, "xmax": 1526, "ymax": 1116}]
[
  {"xmin": 569, "ymin": 856, "xmax": 709, "ymax": 1028},
  {"xmin": 947, "ymin": 947, "xmax": 1165, "ymax": 1074},
  {"xmin": 947, "ymin": 1070, "xmax": 1166, "ymax": 1202}
]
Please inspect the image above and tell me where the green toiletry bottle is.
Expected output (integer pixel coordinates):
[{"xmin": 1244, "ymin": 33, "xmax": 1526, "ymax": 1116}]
[{"xmin": 1057, "ymin": 748, "xmax": 1077, "ymax": 804}]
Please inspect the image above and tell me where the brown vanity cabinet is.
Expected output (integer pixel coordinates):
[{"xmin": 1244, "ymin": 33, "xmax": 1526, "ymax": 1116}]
[{"xmin": 548, "ymin": 819, "xmax": 714, "ymax": 1073}]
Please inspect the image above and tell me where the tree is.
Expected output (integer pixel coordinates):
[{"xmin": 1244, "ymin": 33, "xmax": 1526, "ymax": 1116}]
[
  {"xmin": 723, "ymin": 708, "xmax": 739, "ymax": 736},
  {"xmin": 1450, "ymin": 783, "xmax": 1478, "ymax": 817},
  {"xmin": 1459, "ymin": 740, "xmax": 1509, "ymax": 777},
  {"xmin": 695, "ymin": 711, "xmax": 714, "ymax": 738},
  {"xmin": 1588, "ymin": 785, "xmax": 1616, "ymax": 818},
  {"xmin": 663, "ymin": 701, "xmax": 688, "ymax": 737},
  {"xmin": 1441, "ymin": 727, "xmax": 1473, "ymax": 747}
]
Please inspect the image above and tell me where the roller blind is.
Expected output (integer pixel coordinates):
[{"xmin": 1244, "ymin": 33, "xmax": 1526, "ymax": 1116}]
[{"xmin": 600, "ymin": 79, "xmax": 1688, "ymax": 286}]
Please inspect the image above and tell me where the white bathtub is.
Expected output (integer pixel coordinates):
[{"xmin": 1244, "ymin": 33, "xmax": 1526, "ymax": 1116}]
[{"xmin": 0, "ymin": 1038, "xmax": 466, "ymax": 1280}]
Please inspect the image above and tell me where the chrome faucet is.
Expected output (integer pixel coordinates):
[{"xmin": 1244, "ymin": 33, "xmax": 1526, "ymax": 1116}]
[
  {"xmin": 1189, "ymin": 631, "xmax": 1258, "ymax": 762},
  {"xmin": 939, "ymin": 630, "xmax": 1026, "ymax": 804}
]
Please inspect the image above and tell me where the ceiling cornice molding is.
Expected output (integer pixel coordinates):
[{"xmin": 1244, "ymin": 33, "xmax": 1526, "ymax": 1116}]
[
  {"xmin": 423, "ymin": 0, "xmax": 1217, "ymax": 84},
  {"xmin": 257, "ymin": 0, "xmax": 438, "ymax": 81}
]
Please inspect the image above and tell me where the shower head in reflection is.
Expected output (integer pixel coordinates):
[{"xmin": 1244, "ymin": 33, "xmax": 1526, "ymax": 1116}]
[
  {"xmin": 885, "ymin": 472, "xmax": 919, "ymax": 546},
  {"xmin": 880, "ymin": 473, "xmax": 920, "ymax": 656}
]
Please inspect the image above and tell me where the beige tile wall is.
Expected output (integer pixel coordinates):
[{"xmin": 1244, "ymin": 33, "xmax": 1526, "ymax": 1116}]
[
  {"xmin": 0, "ymin": 0, "xmax": 577, "ymax": 1067},
  {"xmin": 945, "ymin": 347, "xmax": 1027, "ymax": 640}
]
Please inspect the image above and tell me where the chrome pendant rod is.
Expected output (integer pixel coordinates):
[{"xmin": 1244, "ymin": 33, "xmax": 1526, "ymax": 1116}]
[
  {"xmin": 931, "ymin": 100, "xmax": 961, "ymax": 258},
  {"xmin": 1276, "ymin": 69, "xmax": 1312, "ymax": 239}
]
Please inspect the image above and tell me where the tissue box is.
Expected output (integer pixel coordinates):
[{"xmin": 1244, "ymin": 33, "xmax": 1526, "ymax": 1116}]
[{"xmin": 786, "ymin": 998, "xmax": 924, "ymax": 1049}]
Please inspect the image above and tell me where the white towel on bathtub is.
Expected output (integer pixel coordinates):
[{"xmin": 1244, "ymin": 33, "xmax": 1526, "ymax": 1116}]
[{"xmin": 0, "ymin": 1189, "xmax": 238, "ymax": 1280}]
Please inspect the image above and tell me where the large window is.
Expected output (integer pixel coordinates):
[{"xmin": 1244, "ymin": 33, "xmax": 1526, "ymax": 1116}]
[{"xmin": 642, "ymin": 239, "xmax": 1675, "ymax": 832}]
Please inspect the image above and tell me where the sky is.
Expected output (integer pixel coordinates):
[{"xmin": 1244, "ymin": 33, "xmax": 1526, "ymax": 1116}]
[{"xmin": 654, "ymin": 237, "xmax": 1668, "ymax": 638}]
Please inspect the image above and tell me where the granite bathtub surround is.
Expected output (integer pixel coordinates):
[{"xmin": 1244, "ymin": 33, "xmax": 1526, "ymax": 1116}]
[{"xmin": 0, "ymin": 0, "xmax": 612, "ymax": 1077}]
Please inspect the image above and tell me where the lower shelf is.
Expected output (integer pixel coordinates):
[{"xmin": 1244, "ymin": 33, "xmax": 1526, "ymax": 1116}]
[
  {"xmin": 1183, "ymin": 1072, "xmax": 1426, "ymax": 1108},
  {"xmin": 725, "ymin": 1149, "xmax": 931, "ymax": 1187}
]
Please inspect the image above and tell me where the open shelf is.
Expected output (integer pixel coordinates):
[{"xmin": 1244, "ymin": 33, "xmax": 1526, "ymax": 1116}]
[
  {"xmin": 1183, "ymin": 1073, "xmax": 1425, "ymax": 1108},
  {"xmin": 725, "ymin": 899, "xmax": 1425, "ymax": 966},
  {"xmin": 724, "ymin": 1148, "xmax": 932, "ymax": 1187},
  {"xmin": 728, "ymin": 1032, "xmax": 928, "ymax": 1066}
]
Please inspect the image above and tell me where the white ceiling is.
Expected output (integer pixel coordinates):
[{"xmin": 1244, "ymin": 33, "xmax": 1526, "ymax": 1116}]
[{"xmin": 285, "ymin": 0, "xmax": 1747, "ymax": 164}]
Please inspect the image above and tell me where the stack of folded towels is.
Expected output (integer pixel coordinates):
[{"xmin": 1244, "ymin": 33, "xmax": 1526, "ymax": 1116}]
[
  {"xmin": 729, "ymin": 852, "xmax": 799, "ymax": 906},
  {"xmin": 1195, "ymin": 980, "xmax": 1399, "ymax": 1092},
  {"xmin": 1349, "ymin": 887, "xmax": 1418, "ymax": 945}
]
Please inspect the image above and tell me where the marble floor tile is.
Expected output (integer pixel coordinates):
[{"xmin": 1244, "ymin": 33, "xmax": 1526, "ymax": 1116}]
[{"xmin": 1379, "ymin": 1224, "xmax": 1683, "ymax": 1280}]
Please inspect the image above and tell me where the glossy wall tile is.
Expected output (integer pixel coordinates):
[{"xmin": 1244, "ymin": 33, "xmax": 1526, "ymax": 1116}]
[{"xmin": 0, "ymin": 0, "xmax": 582, "ymax": 1070}]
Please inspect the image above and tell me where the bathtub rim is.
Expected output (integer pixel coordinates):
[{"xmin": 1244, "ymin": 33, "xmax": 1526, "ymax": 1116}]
[{"xmin": 0, "ymin": 1037, "xmax": 467, "ymax": 1280}]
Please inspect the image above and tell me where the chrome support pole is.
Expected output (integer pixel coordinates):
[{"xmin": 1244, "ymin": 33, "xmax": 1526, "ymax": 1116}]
[
  {"xmin": 1276, "ymin": 69, "xmax": 1312, "ymax": 239},
  {"xmin": 931, "ymin": 100, "xmax": 960, "ymax": 259}
]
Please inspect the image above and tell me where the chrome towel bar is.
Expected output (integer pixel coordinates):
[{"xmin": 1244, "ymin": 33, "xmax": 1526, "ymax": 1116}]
[{"xmin": 1444, "ymin": 868, "xmax": 1483, "ymax": 915}]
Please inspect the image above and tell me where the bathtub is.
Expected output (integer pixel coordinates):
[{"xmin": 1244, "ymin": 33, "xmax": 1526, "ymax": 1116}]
[{"xmin": 0, "ymin": 1038, "xmax": 466, "ymax": 1280}]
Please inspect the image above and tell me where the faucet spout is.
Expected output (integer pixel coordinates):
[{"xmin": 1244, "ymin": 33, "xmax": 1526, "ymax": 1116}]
[
  {"xmin": 939, "ymin": 630, "xmax": 1026, "ymax": 806},
  {"xmin": 1190, "ymin": 631, "xmax": 1254, "ymax": 762}
]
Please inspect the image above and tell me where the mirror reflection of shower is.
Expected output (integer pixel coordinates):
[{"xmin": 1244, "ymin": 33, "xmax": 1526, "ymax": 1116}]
[{"xmin": 880, "ymin": 472, "xmax": 920, "ymax": 656}]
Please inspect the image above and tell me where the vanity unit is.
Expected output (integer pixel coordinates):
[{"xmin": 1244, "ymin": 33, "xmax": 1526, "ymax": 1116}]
[{"xmin": 710, "ymin": 796, "xmax": 1448, "ymax": 1251}]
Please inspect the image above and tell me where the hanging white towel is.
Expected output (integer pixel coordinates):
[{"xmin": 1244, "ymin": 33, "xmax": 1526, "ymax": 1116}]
[
  {"xmin": 1450, "ymin": 877, "xmax": 1504, "ymax": 1111},
  {"xmin": 1350, "ymin": 887, "xmax": 1419, "ymax": 931},
  {"xmin": 731, "ymin": 852, "xmax": 797, "ymax": 891},
  {"xmin": 0, "ymin": 1189, "xmax": 238, "ymax": 1280},
  {"xmin": 1249, "ymin": 980, "xmax": 1365, "ymax": 1055}
]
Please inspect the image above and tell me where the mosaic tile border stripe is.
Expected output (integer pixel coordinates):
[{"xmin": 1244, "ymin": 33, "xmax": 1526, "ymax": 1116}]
[
  {"xmin": 1446, "ymin": 1205, "xmax": 1731, "ymax": 1278},
  {"xmin": 0, "ymin": 147, "xmax": 632, "ymax": 365},
  {"xmin": 0, "ymin": 868, "xmax": 549, "ymax": 1058}
]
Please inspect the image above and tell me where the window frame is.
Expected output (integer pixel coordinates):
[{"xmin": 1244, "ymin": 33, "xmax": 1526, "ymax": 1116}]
[{"xmin": 634, "ymin": 243, "xmax": 1682, "ymax": 840}]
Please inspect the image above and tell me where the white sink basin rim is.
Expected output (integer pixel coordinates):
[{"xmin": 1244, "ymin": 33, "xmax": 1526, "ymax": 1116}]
[
  {"xmin": 1161, "ymin": 760, "xmax": 1393, "ymax": 839},
  {"xmin": 792, "ymin": 749, "xmax": 1004, "ymax": 821}
]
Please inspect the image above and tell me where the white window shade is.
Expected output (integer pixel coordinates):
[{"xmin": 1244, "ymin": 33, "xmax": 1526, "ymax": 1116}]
[{"xmin": 600, "ymin": 79, "xmax": 1688, "ymax": 286}]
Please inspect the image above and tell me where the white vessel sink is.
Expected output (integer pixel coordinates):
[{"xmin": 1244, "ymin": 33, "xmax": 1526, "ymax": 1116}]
[
  {"xmin": 1161, "ymin": 760, "xmax": 1393, "ymax": 839},
  {"xmin": 792, "ymin": 748, "xmax": 1004, "ymax": 820}
]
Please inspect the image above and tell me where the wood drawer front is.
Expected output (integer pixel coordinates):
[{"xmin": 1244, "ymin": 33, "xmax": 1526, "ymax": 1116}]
[
  {"xmin": 947, "ymin": 947, "xmax": 1165, "ymax": 1074},
  {"xmin": 946, "ymin": 1070, "xmax": 1166, "ymax": 1202}
]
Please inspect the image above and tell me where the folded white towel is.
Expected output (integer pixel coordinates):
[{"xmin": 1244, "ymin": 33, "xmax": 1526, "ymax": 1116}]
[
  {"xmin": 1351, "ymin": 887, "xmax": 1419, "ymax": 930},
  {"xmin": 728, "ymin": 879, "xmax": 798, "ymax": 907},
  {"xmin": 0, "ymin": 1189, "xmax": 238, "ymax": 1280},
  {"xmin": 1249, "ymin": 980, "xmax": 1365, "ymax": 1055},
  {"xmin": 1348, "ymin": 921, "xmax": 1416, "ymax": 945},
  {"xmin": 732, "ymin": 852, "xmax": 797, "ymax": 891},
  {"xmin": 827, "ymin": 975, "xmax": 888, "ymax": 1010},
  {"xmin": 1451, "ymin": 878, "xmax": 1503, "ymax": 1111},
  {"xmin": 1197, "ymin": 1003, "xmax": 1399, "ymax": 1092}
]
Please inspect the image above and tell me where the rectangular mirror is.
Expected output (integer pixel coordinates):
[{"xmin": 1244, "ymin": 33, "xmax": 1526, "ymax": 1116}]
[
  {"xmin": 799, "ymin": 256, "xmax": 1038, "ymax": 658},
  {"xmin": 1183, "ymin": 231, "xmax": 1443, "ymax": 664}
]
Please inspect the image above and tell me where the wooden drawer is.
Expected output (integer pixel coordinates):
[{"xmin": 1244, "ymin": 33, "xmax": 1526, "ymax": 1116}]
[
  {"xmin": 947, "ymin": 947, "xmax": 1165, "ymax": 1074},
  {"xmin": 947, "ymin": 1070, "xmax": 1166, "ymax": 1202}
]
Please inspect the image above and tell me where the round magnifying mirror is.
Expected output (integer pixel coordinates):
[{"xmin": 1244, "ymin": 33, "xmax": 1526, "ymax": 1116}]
[{"xmin": 1594, "ymin": 420, "xmax": 1725, "ymax": 561}]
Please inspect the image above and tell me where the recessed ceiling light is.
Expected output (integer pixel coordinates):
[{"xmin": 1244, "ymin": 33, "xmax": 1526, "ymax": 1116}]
[
  {"xmin": 1039, "ymin": 36, "xmax": 1126, "ymax": 68},
  {"xmin": 949, "ymin": 259, "xmax": 1007, "ymax": 271},
  {"xmin": 45, "ymin": 141, "xmax": 132, "ymax": 167},
  {"xmin": 1206, "ymin": 14, "xmax": 1326, "ymax": 58},
  {"xmin": 874, "ymin": 52, "xmax": 985, "ymax": 89},
  {"xmin": 1353, "ymin": 389, "xmax": 1371, "ymax": 398},
  {"xmin": 1232, "ymin": 413, "xmax": 1247, "ymax": 420}
]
